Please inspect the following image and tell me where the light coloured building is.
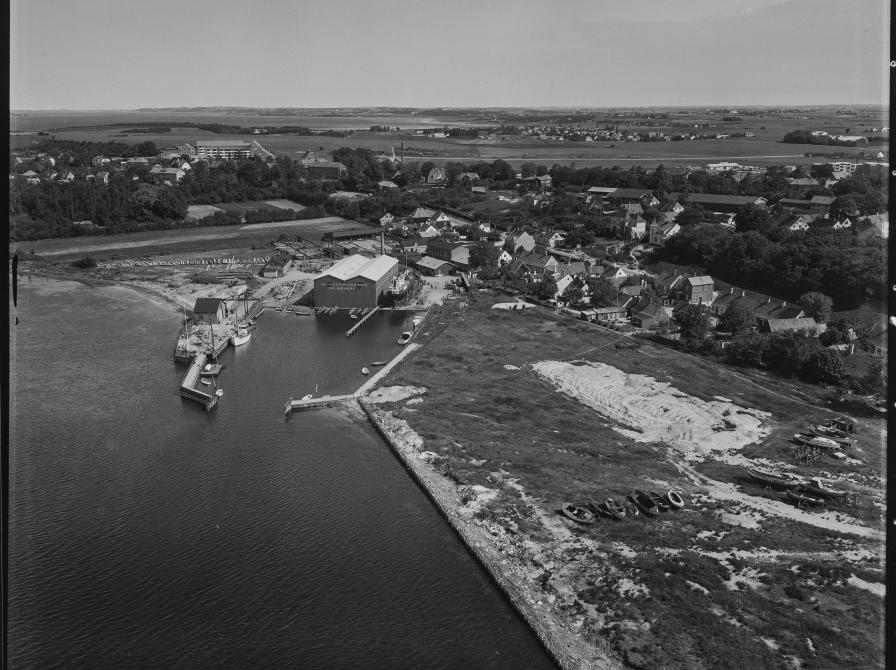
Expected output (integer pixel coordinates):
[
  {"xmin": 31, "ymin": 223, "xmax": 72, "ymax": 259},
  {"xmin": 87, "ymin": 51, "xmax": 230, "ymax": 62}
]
[
  {"xmin": 313, "ymin": 254, "xmax": 399, "ymax": 308},
  {"xmin": 196, "ymin": 140, "xmax": 272, "ymax": 160}
]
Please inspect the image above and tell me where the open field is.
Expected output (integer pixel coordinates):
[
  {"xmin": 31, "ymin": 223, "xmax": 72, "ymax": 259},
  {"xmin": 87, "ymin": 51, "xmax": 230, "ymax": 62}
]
[
  {"xmin": 371, "ymin": 296, "xmax": 885, "ymax": 669},
  {"xmin": 11, "ymin": 107, "xmax": 886, "ymax": 168},
  {"xmin": 9, "ymin": 217, "xmax": 360, "ymax": 261}
]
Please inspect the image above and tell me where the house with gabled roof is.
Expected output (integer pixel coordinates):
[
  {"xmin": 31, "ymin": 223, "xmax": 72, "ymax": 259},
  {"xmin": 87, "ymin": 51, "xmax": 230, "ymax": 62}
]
[
  {"xmin": 535, "ymin": 230, "xmax": 566, "ymax": 248},
  {"xmin": 685, "ymin": 194, "xmax": 767, "ymax": 214},
  {"xmin": 192, "ymin": 297, "xmax": 226, "ymax": 324},
  {"xmin": 410, "ymin": 207, "xmax": 436, "ymax": 223},
  {"xmin": 649, "ymin": 220, "xmax": 680, "ymax": 246},
  {"xmin": 631, "ymin": 300, "xmax": 671, "ymax": 329},
  {"xmin": 379, "ymin": 213, "xmax": 395, "ymax": 227},
  {"xmin": 418, "ymin": 224, "xmax": 441, "ymax": 239},
  {"xmin": 509, "ymin": 231, "xmax": 536, "ymax": 253},
  {"xmin": 758, "ymin": 317, "xmax": 820, "ymax": 335},
  {"xmin": 607, "ymin": 188, "xmax": 659, "ymax": 208},
  {"xmin": 427, "ymin": 167, "xmax": 447, "ymax": 184},
  {"xmin": 507, "ymin": 252, "xmax": 559, "ymax": 278}
]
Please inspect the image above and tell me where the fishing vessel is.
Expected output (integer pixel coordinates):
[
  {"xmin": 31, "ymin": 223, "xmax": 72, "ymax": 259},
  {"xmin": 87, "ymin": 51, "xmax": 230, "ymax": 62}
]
[{"xmin": 232, "ymin": 326, "xmax": 251, "ymax": 346}]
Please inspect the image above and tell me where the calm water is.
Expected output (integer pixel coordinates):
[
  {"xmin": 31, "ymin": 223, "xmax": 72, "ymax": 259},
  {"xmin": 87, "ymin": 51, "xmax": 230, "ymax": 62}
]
[{"xmin": 9, "ymin": 277, "xmax": 556, "ymax": 669}]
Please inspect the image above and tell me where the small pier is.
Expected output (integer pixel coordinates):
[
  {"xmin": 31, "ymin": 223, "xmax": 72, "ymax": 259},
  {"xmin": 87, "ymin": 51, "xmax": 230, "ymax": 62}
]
[
  {"xmin": 346, "ymin": 307, "xmax": 379, "ymax": 337},
  {"xmin": 180, "ymin": 353, "xmax": 219, "ymax": 411},
  {"xmin": 284, "ymin": 343, "xmax": 420, "ymax": 415}
]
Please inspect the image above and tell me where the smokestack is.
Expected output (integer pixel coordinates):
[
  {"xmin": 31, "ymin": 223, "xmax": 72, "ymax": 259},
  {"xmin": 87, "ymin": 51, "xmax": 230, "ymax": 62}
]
[
  {"xmin": 741, "ymin": 290, "xmax": 745, "ymax": 298},
  {"xmin": 782, "ymin": 300, "xmax": 787, "ymax": 307},
  {"xmin": 380, "ymin": 231, "xmax": 385, "ymax": 256}
]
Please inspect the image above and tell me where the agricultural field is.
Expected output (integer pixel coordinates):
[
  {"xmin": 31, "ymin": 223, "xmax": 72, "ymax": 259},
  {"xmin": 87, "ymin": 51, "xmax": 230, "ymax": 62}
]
[
  {"xmin": 11, "ymin": 107, "xmax": 886, "ymax": 168},
  {"xmin": 376, "ymin": 296, "xmax": 885, "ymax": 669}
]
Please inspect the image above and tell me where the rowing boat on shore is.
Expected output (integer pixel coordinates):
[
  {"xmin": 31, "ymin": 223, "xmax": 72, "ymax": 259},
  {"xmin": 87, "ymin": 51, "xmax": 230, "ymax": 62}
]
[{"xmin": 745, "ymin": 467, "xmax": 807, "ymax": 488}]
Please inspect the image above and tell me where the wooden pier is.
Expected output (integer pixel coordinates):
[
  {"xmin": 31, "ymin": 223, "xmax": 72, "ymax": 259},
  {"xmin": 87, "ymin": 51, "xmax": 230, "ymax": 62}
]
[
  {"xmin": 284, "ymin": 343, "xmax": 420, "ymax": 416},
  {"xmin": 179, "ymin": 353, "xmax": 219, "ymax": 411},
  {"xmin": 345, "ymin": 307, "xmax": 379, "ymax": 337}
]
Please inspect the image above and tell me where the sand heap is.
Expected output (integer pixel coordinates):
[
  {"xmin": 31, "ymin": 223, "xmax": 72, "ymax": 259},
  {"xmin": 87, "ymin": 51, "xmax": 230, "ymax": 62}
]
[{"xmin": 532, "ymin": 360, "xmax": 770, "ymax": 462}]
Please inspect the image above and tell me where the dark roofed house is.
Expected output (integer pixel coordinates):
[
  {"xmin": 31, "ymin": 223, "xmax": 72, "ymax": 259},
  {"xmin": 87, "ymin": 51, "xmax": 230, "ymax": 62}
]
[
  {"xmin": 632, "ymin": 301, "xmax": 670, "ymax": 329},
  {"xmin": 808, "ymin": 195, "xmax": 834, "ymax": 213},
  {"xmin": 759, "ymin": 317, "xmax": 819, "ymax": 334},
  {"xmin": 262, "ymin": 252, "xmax": 293, "ymax": 278},
  {"xmin": 685, "ymin": 194, "xmax": 767, "ymax": 214},
  {"xmin": 608, "ymin": 188, "xmax": 659, "ymax": 208},
  {"xmin": 507, "ymin": 252, "xmax": 559, "ymax": 278},
  {"xmin": 193, "ymin": 297, "xmax": 225, "ymax": 324}
]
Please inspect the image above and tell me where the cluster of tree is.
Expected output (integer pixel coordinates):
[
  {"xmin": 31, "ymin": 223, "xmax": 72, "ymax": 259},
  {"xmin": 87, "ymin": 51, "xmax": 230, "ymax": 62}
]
[
  {"xmin": 656, "ymin": 224, "xmax": 885, "ymax": 309},
  {"xmin": 19, "ymin": 139, "xmax": 160, "ymax": 167},
  {"xmin": 782, "ymin": 130, "xmax": 868, "ymax": 146},
  {"xmin": 122, "ymin": 127, "xmax": 172, "ymax": 134},
  {"xmin": 101, "ymin": 121, "xmax": 350, "ymax": 137}
]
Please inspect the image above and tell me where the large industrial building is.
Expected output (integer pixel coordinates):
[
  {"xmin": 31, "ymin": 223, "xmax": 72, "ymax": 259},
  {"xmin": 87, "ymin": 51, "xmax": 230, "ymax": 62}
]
[
  {"xmin": 195, "ymin": 140, "xmax": 274, "ymax": 160},
  {"xmin": 313, "ymin": 254, "xmax": 399, "ymax": 308}
]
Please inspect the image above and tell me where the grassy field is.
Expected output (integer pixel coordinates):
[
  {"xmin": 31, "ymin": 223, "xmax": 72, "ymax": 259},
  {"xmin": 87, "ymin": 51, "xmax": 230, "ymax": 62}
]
[
  {"xmin": 13, "ymin": 107, "xmax": 886, "ymax": 168},
  {"xmin": 377, "ymin": 295, "xmax": 885, "ymax": 669},
  {"xmin": 8, "ymin": 217, "xmax": 360, "ymax": 261}
]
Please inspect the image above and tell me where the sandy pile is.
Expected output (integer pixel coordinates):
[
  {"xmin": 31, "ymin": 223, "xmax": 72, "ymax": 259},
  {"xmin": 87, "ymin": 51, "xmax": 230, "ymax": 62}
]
[
  {"xmin": 532, "ymin": 360, "xmax": 770, "ymax": 461},
  {"xmin": 492, "ymin": 301, "xmax": 533, "ymax": 310}
]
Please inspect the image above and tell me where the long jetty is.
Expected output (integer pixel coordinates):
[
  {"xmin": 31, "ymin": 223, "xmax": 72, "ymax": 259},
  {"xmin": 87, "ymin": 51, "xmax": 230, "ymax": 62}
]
[
  {"xmin": 179, "ymin": 353, "xmax": 219, "ymax": 411},
  {"xmin": 284, "ymin": 343, "xmax": 420, "ymax": 415},
  {"xmin": 345, "ymin": 307, "xmax": 379, "ymax": 337}
]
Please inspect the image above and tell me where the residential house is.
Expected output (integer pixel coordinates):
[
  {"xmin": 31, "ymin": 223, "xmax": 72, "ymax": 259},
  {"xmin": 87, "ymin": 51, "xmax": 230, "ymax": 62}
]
[
  {"xmin": 379, "ymin": 213, "xmax": 395, "ymax": 227},
  {"xmin": 261, "ymin": 252, "xmax": 294, "ymax": 278},
  {"xmin": 430, "ymin": 211, "xmax": 453, "ymax": 228},
  {"xmin": 149, "ymin": 166, "xmax": 185, "ymax": 183},
  {"xmin": 535, "ymin": 231, "xmax": 566, "ymax": 248},
  {"xmin": 632, "ymin": 301, "xmax": 671, "ymax": 329},
  {"xmin": 624, "ymin": 216, "xmax": 648, "ymax": 242},
  {"xmin": 592, "ymin": 306, "xmax": 629, "ymax": 323},
  {"xmin": 418, "ymin": 224, "xmax": 441, "ymax": 239},
  {"xmin": 607, "ymin": 188, "xmax": 660, "ymax": 208},
  {"xmin": 509, "ymin": 231, "xmax": 536, "ymax": 253},
  {"xmin": 377, "ymin": 180, "xmax": 399, "ymax": 189},
  {"xmin": 425, "ymin": 239, "xmax": 470, "ymax": 270},
  {"xmin": 684, "ymin": 194, "xmax": 767, "ymax": 214},
  {"xmin": 96, "ymin": 171, "xmax": 110, "ymax": 185},
  {"xmin": 427, "ymin": 167, "xmax": 447, "ymax": 184},
  {"xmin": 758, "ymin": 317, "xmax": 820, "ymax": 335},
  {"xmin": 780, "ymin": 213, "xmax": 818, "ymax": 231},
  {"xmin": 787, "ymin": 177, "xmax": 820, "ymax": 195},
  {"xmin": 458, "ymin": 172, "xmax": 480, "ymax": 185},
  {"xmin": 685, "ymin": 276, "xmax": 714, "ymax": 305},
  {"xmin": 399, "ymin": 236, "xmax": 428, "ymax": 254},
  {"xmin": 507, "ymin": 252, "xmax": 559, "ymax": 279},
  {"xmin": 855, "ymin": 213, "xmax": 888, "ymax": 240},
  {"xmin": 808, "ymin": 195, "xmax": 833, "ymax": 214},
  {"xmin": 416, "ymin": 256, "xmax": 454, "ymax": 276},
  {"xmin": 410, "ymin": 207, "xmax": 436, "ymax": 223},
  {"xmin": 649, "ymin": 220, "xmax": 680, "ymax": 246}
]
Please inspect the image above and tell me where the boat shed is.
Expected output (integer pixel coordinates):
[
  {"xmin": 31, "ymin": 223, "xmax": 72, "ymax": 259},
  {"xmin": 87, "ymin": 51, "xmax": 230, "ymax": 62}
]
[
  {"xmin": 192, "ymin": 297, "xmax": 226, "ymax": 324},
  {"xmin": 415, "ymin": 256, "xmax": 454, "ymax": 276},
  {"xmin": 313, "ymin": 254, "xmax": 399, "ymax": 308}
]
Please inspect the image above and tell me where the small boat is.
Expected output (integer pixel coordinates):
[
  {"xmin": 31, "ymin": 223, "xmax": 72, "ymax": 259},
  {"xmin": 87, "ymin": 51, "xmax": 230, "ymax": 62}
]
[
  {"xmin": 787, "ymin": 489, "xmax": 825, "ymax": 507},
  {"xmin": 665, "ymin": 490, "xmax": 685, "ymax": 509},
  {"xmin": 215, "ymin": 389, "xmax": 224, "ymax": 398},
  {"xmin": 800, "ymin": 477, "xmax": 849, "ymax": 499},
  {"xmin": 232, "ymin": 326, "xmax": 251, "ymax": 347},
  {"xmin": 793, "ymin": 433, "xmax": 839, "ymax": 450},
  {"xmin": 560, "ymin": 503, "xmax": 595, "ymax": 524},
  {"xmin": 809, "ymin": 425, "xmax": 856, "ymax": 446},
  {"xmin": 648, "ymin": 491, "xmax": 671, "ymax": 512},
  {"xmin": 361, "ymin": 366, "xmax": 370, "ymax": 375},
  {"xmin": 598, "ymin": 498, "xmax": 626, "ymax": 520},
  {"xmin": 746, "ymin": 467, "xmax": 807, "ymax": 488},
  {"xmin": 371, "ymin": 361, "xmax": 387, "ymax": 367},
  {"xmin": 200, "ymin": 378, "xmax": 212, "ymax": 386},
  {"xmin": 628, "ymin": 490, "xmax": 659, "ymax": 517},
  {"xmin": 397, "ymin": 331, "xmax": 412, "ymax": 345},
  {"xmin": 350, "ymin": 313, "xmax": 359, "ymax": 320},
  {"xmin": 294, "ymin": 306, "xmax": 313, "ymax": 316}
]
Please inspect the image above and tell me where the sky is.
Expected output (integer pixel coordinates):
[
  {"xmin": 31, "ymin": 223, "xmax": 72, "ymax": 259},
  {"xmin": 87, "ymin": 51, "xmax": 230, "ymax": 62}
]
[{"xmin": 9, "ymin": 0, "xmax": 890, "ymax": 109}]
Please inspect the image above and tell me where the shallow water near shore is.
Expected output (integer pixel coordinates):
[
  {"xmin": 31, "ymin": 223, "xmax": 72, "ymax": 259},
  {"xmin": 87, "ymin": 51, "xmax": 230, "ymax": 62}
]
[{"xmin": 9, "ymin": 276, "xmax": 556, "ymax": 669}]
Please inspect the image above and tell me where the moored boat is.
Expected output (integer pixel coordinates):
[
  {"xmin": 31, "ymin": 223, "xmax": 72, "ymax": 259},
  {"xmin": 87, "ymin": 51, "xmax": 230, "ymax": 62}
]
[
  {"xmin": 397, "ymin": 331, "xmax": 412, "ymax": 345},
  {"xmin": 371, "ymin": 361, "xmax": 387, "ymax": 367},
  {"xmin": 215, "ymin": 388, "xmax": 224, "ymax": 398},
  {"xmin": 787, "ymin": 489, "xmax": 825, "ymax": 507},
  {"xmin": 808, "ymin": 424, "xmax": 856, "ymax": 446},
  {"xmin": 200, "ymin": 378, "xmax": 212, "ymax": 386},
  {"xmin": 361, "ymin": 366, "xmax": 370, "ymax": 375},
  {"xmin": 745, "ymin": 467, "xmax": 807, "ymax": 488},
  {"xmin": 560, "ymin": 503, "xmax": 596, "ymax": 524},
  {"xmin": 648, "ymin": 491, "xmax": 671, "ymax": 511},
  {"xmin": 666, "ymin": 490, "xmax": 685, "ymax": 509},
  {"xmin": 800, "ymin": 477, "xmax": 849, "ymax": 499},
  {"xmin": 232, "ymin": 326, "xmax": 251, "ymax": 346},
  {"xmin": 598, "ymin": 498, "xmax": 626, "ymax": 520},
  {"xmin": 628, "ymin": 490, "xmax": 659, "ymax": 517},
  {"xmin": 793, "ymin": 433, "xmax": 839, "ymax": 450}
]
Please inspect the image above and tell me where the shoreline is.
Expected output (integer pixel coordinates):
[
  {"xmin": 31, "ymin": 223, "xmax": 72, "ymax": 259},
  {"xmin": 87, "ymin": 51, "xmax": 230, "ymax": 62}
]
[{"xmin": 357, "ymin": 397, "xmax": 621, "ymax": 670}]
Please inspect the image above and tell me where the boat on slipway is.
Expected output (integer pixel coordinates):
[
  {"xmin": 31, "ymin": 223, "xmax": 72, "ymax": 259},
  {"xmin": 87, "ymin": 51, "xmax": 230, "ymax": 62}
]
[{"xmin": 745, "ymin": 467, "xmax": 807, "ymax": 488}]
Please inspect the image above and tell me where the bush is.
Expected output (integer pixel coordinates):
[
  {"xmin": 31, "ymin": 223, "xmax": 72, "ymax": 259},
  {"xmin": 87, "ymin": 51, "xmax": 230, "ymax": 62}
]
[{"xmin": 71, "ymin": 256, "xmax": 97, "ymax": 268}]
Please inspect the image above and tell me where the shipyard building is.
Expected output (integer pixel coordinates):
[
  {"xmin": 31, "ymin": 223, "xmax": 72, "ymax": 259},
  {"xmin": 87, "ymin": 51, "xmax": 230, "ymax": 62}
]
[{"xmin": 314, "ymin": 254, "xmax": 399, "ymax": 308}]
